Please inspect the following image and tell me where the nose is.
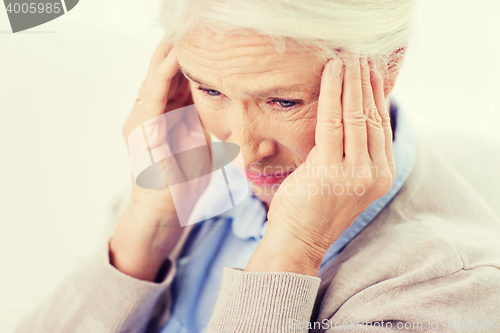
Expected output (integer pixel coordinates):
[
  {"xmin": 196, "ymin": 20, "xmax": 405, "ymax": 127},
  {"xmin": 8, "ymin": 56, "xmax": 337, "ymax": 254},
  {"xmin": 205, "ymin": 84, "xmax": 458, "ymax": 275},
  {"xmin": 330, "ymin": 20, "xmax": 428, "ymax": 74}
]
[
  {"xmin": 223, "ymin": 109, "xmax": 276, "ymax": 170},
  {"xmin": 245, "ymin": 140, "xmax": 276, "ymax": 170}
]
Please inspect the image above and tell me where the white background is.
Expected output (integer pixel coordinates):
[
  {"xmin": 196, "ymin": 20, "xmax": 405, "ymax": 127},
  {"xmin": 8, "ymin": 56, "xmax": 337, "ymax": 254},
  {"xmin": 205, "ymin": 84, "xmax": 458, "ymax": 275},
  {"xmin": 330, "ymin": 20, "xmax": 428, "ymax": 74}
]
[{"xmin": 0, "ymin": 0, "xmax": 499, "ymax": 331}]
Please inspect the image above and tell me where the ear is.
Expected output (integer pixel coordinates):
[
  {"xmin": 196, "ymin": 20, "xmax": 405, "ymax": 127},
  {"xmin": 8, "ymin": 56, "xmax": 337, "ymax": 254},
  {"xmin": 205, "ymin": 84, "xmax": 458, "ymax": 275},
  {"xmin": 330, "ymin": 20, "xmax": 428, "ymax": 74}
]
[{"xmin": 384, "ymin": 47, "xmax": 407, "ymax": 97}]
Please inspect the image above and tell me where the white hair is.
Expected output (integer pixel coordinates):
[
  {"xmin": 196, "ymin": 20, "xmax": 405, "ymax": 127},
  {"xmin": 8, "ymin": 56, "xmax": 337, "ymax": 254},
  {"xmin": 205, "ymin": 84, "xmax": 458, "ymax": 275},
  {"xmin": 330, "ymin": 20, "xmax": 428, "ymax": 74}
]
[{"xmin": 154, "ymin": 0, "xmax": 415, "ymax": 74}]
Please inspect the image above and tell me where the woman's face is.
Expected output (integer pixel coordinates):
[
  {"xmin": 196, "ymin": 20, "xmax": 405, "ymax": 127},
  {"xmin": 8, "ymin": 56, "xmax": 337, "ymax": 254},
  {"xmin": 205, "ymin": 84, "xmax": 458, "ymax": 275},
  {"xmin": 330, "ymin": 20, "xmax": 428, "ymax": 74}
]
[{"xmin": 175, "ymin": 29, "xmax": 328, "ymax": 207}]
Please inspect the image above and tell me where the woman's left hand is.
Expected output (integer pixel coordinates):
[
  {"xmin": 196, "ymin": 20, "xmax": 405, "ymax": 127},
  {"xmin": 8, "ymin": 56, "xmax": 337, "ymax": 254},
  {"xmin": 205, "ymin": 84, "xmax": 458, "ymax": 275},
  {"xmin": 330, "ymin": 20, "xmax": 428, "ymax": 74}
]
[{"xmin": 246, "ymin": 56, "xmax": 396, "ymax": 276}]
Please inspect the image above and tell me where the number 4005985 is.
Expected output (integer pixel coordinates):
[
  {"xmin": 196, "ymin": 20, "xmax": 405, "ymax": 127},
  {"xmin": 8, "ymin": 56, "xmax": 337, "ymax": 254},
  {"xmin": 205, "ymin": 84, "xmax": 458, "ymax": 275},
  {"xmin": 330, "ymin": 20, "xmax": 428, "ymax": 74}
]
[{"xmin": 6, "ymin": 2, "xmax": 62, "ymax": 14}]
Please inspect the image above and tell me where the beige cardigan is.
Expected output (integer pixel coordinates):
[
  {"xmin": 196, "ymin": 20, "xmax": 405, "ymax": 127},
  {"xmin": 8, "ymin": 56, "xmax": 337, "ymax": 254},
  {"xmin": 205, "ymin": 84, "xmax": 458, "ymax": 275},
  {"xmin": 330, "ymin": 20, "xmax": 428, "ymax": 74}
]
[{"xmin": 15, "ymin": 141, "xmax": 500, "ymax": 333}]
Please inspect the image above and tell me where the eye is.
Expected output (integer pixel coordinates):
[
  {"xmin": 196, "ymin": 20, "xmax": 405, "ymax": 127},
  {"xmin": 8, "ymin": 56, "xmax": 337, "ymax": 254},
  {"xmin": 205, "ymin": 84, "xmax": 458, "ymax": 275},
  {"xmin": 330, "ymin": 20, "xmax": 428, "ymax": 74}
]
[
  {"xmin": 198, "ymin": 87, "xmax": 221, "ymax": 97},
  {"xmin": 269, "ymin": 99, "xmax": 298, "ymax": 109},
  {"xmin": 196, "ymin": 84, "xmax": 302, "ymax": 113}
]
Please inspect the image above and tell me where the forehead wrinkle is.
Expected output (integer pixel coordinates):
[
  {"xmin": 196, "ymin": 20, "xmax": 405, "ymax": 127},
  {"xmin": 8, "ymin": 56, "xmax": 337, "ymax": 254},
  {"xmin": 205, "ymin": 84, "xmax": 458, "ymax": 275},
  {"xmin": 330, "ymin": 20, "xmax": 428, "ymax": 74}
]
[
  {"xmin": 180, "ymin": 38, "xmax": 272, "ymax": 70},
  {"xmin": 179, "ymin": 64, "xmax": 318, "ymax": 98},
  {"xmin": 177, "ymin": 41, "xmax": 322, "ymax": 98},
  {"xmin": 182, "ymin": 33, "xmax": 279, "ymax": 59}
]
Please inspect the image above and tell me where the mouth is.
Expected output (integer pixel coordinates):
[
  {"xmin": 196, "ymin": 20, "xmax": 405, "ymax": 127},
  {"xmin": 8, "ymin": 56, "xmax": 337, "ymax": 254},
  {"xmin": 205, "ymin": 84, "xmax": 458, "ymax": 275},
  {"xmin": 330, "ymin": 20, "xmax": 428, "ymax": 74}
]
[{"xmin": 245, "ymin": 169, "xmax": 293, "ymax": 187}]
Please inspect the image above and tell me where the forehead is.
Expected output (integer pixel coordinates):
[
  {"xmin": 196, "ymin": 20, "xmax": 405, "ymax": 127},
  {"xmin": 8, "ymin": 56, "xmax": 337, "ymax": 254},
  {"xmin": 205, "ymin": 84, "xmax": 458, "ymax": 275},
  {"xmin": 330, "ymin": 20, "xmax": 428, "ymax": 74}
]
[{"xmin": 174, "ymin": 27, "xmax": 325, "ymax": 89}]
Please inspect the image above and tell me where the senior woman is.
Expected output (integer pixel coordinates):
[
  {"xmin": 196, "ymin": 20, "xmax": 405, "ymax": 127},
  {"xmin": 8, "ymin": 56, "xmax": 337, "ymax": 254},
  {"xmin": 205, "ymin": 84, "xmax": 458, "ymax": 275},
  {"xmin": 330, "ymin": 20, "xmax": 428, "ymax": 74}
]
[{"xmin": 16, "ymin": 0, "xmax": 500, "ymax": 333}]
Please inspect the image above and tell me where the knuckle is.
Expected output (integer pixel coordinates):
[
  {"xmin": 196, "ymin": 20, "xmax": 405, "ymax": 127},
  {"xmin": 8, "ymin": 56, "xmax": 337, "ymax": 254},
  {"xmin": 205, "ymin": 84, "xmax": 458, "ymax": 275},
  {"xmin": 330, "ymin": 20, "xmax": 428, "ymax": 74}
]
[
  {"xmin": 379, "ymin": 107, "xmax": 390, "ymax": 121},
  {"xmin": 344, "ymin": 155, "xmax": 358, "ymax": 166},
  {"xmin": 366, "ymin": 103, "xmax": 382, "ymax": 123},
  {"xmin": 321, "ymin": 114, "xmax": 343, "ymax": 131},
  {"xmin": 361, "ymin": 79, "xmax": 372, "ymax": 90},
  {"xmin": 381, "ymin": 116, "xmax": 391, "ymax": 128},
  {"xmin": 367, "ymin": 119, "xmax": 384, "ymax": 129},
  {"xmin": 344, "ymin": 111, "xmax": 367, "ymax": 127}
]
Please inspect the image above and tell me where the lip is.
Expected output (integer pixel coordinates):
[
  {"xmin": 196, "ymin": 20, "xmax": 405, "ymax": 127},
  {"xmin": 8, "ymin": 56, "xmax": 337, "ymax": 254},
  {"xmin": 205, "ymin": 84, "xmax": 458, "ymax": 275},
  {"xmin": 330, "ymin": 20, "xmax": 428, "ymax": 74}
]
[{"xmin": 245, "ymin": 169, "xmax": 292, "ymax": 187}]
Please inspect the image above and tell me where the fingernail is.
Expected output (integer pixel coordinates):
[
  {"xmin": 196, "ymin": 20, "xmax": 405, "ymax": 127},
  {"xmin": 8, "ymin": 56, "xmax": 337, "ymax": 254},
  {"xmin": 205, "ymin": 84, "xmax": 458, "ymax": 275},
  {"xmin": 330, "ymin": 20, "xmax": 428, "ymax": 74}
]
[{"xmin": 330, "ymin": 59, "xmax": 342, "ymax": 77}]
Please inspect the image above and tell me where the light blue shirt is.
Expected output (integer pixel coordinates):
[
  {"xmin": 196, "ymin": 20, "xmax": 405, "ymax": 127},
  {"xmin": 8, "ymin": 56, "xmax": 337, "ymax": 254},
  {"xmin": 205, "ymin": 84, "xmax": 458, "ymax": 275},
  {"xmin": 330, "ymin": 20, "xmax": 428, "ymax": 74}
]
[{"xmin": 160, "ymin": 96, "xmax": 418, "ymax": 333}]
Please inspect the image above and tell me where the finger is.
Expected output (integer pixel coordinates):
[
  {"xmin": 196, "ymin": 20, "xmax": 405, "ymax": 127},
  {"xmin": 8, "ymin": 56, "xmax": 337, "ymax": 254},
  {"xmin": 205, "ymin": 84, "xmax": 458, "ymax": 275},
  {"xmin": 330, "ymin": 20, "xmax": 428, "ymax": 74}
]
[
  {"xmin": 315, "ymin": 58, "xmax": 344, "ymax": 163},
  {"xmin": 125, "ymin": 42, "xmax": 173, "ymax": 130},
  {"xmin": 361, "ymin": 58, "xmax": 386, "ymax": 166},
  {"xmin": 145, "ymin": 40, "xmax": 173, "ymax": 88},
  {"xmin": 370, "ymin": 60, "xmax": 396, "ymax": 180},
  {"xmin": 147, "ymin": 47, "xmax": 180, "ymax": 116},
  {"xmin": 342, "ymin": 57, "xmax": 369, "ymax": 162}
]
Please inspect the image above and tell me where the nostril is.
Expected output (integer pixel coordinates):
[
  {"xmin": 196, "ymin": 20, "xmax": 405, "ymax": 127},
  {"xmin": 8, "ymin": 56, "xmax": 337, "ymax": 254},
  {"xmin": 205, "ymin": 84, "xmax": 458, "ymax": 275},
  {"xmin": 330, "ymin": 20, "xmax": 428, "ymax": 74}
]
[{"xmin": 247, "ymin": 161, "xmax": 259, "ymax": 170}]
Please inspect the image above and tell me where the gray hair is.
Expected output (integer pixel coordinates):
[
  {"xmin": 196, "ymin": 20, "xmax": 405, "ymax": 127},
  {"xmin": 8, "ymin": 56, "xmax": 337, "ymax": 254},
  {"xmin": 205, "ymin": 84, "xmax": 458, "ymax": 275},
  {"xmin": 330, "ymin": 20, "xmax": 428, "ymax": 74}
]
[{"xmin": 155, "ymin": 0, "xmax": 415, "ymax": 75}]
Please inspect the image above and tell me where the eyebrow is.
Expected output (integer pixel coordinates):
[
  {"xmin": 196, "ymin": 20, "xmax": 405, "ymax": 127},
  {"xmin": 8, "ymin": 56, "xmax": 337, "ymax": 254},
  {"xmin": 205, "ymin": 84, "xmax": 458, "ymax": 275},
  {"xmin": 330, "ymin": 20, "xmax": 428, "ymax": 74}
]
[{"xmin": 178, "ymin": 65, "xmax": 317, "ymax": 98}]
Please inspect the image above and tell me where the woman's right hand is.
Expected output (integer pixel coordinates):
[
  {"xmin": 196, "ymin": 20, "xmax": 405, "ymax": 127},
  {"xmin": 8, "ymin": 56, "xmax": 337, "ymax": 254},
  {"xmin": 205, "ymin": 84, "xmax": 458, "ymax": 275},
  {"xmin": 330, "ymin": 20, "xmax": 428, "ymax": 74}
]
[{"xmin": 109, "ymin": 39, "xmax": 208, "ymax": 282}]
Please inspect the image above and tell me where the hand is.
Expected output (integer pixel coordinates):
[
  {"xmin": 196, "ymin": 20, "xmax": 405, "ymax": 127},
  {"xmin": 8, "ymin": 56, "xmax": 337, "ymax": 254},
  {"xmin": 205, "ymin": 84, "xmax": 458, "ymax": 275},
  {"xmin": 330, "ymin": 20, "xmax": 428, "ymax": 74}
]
[
  {"xmin": 246, "ymin": 56, "xmax": 396, "ymax": 276},
  {"xmin": 122, "ymin": 41, "xmax": 211, "ymax": 222},
  {"xmin": 110, "ymin": 39, "xmax": 210, "ymax": 281}
]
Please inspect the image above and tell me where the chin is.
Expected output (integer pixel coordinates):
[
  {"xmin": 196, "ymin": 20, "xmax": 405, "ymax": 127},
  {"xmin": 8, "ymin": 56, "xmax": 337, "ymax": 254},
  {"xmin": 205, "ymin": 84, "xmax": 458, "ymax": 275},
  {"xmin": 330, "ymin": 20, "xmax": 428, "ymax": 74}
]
[{"xmin": 249, "ymin": 183, "xmax": 279, "ymax": 209}]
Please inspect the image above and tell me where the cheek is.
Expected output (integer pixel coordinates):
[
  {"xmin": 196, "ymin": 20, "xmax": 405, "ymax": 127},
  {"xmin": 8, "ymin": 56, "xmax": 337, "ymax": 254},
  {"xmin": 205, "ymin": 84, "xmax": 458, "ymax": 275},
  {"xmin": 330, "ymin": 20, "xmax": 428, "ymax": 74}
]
[
  {"xmin": 275, "ymin": 108, "xmax": 317, "ymax": 161},
  {"xmin": 286, "ymin": 120, "xmax": 317, "ymax": 160}
]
